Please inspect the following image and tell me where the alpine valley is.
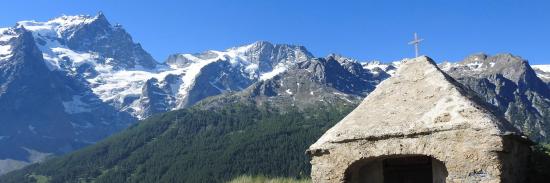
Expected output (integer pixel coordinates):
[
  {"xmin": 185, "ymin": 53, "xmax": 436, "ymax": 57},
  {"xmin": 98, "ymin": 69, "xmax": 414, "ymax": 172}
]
[{"xmin": 0, "ymin": 13, "xmax": 549, "ymax": 182}]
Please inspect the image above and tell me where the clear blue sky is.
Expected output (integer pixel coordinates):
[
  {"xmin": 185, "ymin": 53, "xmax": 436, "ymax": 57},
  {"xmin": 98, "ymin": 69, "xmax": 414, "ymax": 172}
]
[{"xmin": 1, "ymin": 0, "xmax": 549, "ymax": 64}]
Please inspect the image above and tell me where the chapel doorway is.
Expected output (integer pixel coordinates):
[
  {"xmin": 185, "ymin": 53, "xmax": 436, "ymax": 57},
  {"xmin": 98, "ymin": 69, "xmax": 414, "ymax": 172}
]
[
  {"xmin": 382, "ymin": 156, "xmax": 432, "ymax": 183},
  {"xmin": 345, "ymin": 155, "xmax": 447, "ymax": 183}
]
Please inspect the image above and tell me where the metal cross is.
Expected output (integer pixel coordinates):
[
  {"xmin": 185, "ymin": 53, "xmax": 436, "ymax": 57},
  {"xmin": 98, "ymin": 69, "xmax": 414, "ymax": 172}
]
[{"xmin": 408, "ymin": 32, "xmax": 424, "ymax": 57}]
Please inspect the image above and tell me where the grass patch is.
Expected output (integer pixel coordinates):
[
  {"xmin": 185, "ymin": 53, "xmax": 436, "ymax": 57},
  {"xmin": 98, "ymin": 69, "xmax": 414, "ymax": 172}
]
[
  {"xmin": 28, "ymin": 174, "xmax": 50, "ymax": 183},
  {"xmin": 227, "ymin": 175, "xmax": 310, "ymax": 183}
]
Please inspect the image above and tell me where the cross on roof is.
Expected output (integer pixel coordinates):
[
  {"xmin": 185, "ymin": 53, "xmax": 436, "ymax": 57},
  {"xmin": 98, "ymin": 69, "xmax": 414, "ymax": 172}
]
[{"xmin": 408, "ymin": 32, "xmax": 424, "ymax": 58}]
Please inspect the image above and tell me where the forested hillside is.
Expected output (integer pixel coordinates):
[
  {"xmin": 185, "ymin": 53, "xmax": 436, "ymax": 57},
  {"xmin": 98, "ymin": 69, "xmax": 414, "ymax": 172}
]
[{"xmin": 0, "ymin": 102, "xmax": 354, "ymax": 183}]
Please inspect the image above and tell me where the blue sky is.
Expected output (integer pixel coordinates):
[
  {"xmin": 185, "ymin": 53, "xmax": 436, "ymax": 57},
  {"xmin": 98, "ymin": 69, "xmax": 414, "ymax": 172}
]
[{"xmin": 1, "ymin": 0, "xmax": 549, "ymax": 64}]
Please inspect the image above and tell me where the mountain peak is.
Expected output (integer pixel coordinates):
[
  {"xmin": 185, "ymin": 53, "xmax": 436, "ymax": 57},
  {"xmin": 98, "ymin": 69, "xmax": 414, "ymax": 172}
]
[
  {"xmin": 443, "ymin": 53, "xmax": 531, "ymax": 79},
  {"xmin": 15, "ymin": 13, "xmax": 111, "ymax": 40},
  {"xmin": 92, "ymin": 12, "xmax": 110, "ymax": 26},
  {"xmin": 97, "ymin": 11, "xmax": 105, "ymax": 18},
  {"xmin": 462, "ymin": 53, "xmax": 525, "ymax": 64}
]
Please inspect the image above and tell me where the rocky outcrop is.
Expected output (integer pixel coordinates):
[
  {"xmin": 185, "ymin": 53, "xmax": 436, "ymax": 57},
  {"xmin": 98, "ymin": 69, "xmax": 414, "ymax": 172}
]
[{"xmin": 442, "ymin": 54, "xmax": 550, "ymax": 142}]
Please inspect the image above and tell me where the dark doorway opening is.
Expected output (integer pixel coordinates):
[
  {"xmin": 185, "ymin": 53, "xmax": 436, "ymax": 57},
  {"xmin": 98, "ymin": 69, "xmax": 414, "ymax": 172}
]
[
  {"xmin": 383, "ymin": 156, "xmax": 432, "ymax": 183},
  {"xmin": 344, "ymin": 155, "xmax": 446, "ymax": 183}
]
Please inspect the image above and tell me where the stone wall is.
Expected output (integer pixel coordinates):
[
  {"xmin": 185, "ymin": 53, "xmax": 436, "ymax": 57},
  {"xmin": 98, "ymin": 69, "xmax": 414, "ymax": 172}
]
[
  {"xmin": 498, "ymin": 136, "xmax": 531, "ymax": 182},
  {"xmin": 309, "ymin": 129, "xmax": 525, "ymax": 183}
]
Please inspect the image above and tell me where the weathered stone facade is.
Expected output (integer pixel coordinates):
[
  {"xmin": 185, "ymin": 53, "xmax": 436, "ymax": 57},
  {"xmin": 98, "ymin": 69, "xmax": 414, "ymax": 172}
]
[{"xmin": 307, "ymin": 56, "xmax": 532, "ymax": 183}]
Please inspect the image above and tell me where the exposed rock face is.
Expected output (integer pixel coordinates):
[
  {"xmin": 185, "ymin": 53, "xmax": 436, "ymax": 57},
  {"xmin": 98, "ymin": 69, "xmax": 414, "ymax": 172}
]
[
  {"xmin": 58, "ymin": 13, "xmax": 157, "ymax": 69},
  {"xmin": 442, "ymin": 54, "xmax": 550, "ymax": 142},
  {"xmin": 196, "ymin": 56, "xmax": 381, "ymax": 110},
  {"xmin": 308, "ymin": 56, "xmax": 531, "ymax": 183}
]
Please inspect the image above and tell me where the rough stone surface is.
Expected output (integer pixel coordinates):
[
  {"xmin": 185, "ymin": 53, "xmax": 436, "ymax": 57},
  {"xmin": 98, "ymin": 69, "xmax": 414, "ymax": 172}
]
[{"xmin": 307, "ymin": 56, "xmax": 531, "ymax": 183}]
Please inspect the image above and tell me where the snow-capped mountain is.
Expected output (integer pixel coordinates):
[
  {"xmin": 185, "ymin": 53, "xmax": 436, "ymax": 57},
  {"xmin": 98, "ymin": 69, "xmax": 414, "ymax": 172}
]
[
  {"xmin": 18, "ymin": 12, "xmax": 157, "ymax": 71},
  {"xmin": 14, "ymin": 13, "xmax": 164, "ymax": 119},
  {"xmin": 89, "ymin": 40, "xmax": 316, "ymax": 118}
]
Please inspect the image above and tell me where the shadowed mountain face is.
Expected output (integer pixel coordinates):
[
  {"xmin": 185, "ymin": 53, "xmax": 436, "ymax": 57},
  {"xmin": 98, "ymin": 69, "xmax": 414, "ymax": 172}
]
[
  {"xmin": 0, "ymin": 29, "xmax": 72, "ymax": 162},
  {"xmin": 442, "ymin": 53, "xmax": 550, "ymax": 142},
  {"xmin": 0, "ymin": 13, "xmax": 164, "ymax": 173},
  {"xmin": 0, "ymin": 26, "xmax": 135, "ymax": 174}
]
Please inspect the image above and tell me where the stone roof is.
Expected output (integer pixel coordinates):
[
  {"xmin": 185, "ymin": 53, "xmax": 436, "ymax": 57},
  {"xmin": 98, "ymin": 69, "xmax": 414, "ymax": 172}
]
[{"xmin": 309, "ymin": 56, "xmax": 524, "ymax": 152}]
